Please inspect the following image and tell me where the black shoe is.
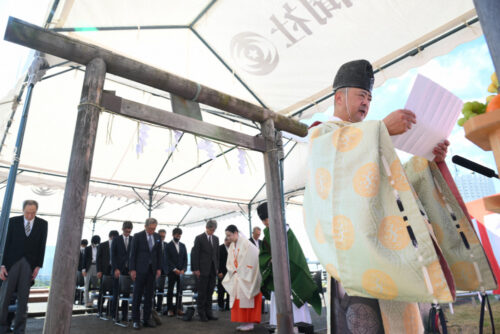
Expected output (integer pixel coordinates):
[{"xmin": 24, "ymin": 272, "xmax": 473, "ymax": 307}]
[
  {"xmin": 132, "ymin": 322, "xmax": 141, "ymax": 330},
  {"xmin": 206, "ymin": 313, "xmax": 218, "ymax": 321},
  {"xmin": 199, "ymin": 313, "xmax": 208, "ymax": 322},
  {"xmin": 143, "ymin": 319, "xmax": 156, "ymax": 328}
]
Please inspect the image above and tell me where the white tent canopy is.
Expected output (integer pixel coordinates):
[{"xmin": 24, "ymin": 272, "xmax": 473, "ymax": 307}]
[{"xmin": 0, "ymin": 0, "xmax": 484, "ymax": 228}]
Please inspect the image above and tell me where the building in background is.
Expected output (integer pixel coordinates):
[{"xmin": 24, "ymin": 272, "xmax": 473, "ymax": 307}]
[{"xmin": 455, "ymin": 172, "xmax": 496, "ymax": 203}]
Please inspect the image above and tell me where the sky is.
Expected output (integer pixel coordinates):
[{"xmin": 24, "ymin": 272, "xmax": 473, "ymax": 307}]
[{"xmin": 0, "ymin": 1, "xmax": 499, "ymax": 262}]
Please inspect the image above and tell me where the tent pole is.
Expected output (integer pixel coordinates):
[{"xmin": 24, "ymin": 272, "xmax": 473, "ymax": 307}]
[
  {"xmin": 261, "ymin": 119, "xmax": 294, "ymax": 333},
  {"xmin": 43, "ymin": 57, "xmax": 106, "ymax": 334},
  {"xmin": 0, "ymin": 83, "xmax": 35, "ymax": 266},
  {"xmin": 473, "ymin": 0, "xmax": 500, "ymax": 87},
  {"xmin": 248, "ymin": 203, "xmax": 252, "ymax": 237},
  {"xmin": 148, "ymin": 189, "xmax": 153, "ymax": 218}
]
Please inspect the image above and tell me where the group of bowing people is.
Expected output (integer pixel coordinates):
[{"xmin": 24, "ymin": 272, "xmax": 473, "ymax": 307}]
[
  {"xmin": 77, "ymin": 218, "xmax": 188, "ymax": 330},
  {"xmin": 76, "ymin": 202, "xmax": 318, "ymax": 332}
]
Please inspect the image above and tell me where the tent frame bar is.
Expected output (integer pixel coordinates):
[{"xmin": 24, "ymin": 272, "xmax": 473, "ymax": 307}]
[{"xmin": 0, "ymin": 165, "xmax": 249, "ymax": 206}]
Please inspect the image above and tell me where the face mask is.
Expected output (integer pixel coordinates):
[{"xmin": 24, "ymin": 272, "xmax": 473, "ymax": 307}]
[{"xmin": 173, "ymin": 237, "xmax": 180, "ymax": 243}]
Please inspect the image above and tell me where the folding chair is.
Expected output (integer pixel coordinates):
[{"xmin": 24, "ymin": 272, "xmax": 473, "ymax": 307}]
[
  {"xmin": 114, "ymin": 274, "xmax": 134, "ymax": 327},
  {"xmin": 154, "ymin": 275, "xmax": 167, "ymax": 312},
  {"xmin": 88, "ymin": 275, "xmax": 99, "ymax": 309},
  {"xmin": 74, "ymin": 271, "xmax": 85, "ymax": 305},
  {"xmin": 181, "ymin": 274, "xmax": 198, "ymax": 306},
  {"xmin": 100, "ymin": 275, "xmax": 114, "ymax": 320}
]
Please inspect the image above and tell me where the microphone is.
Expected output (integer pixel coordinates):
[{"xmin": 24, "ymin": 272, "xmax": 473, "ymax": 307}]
[{"xmin": 452, "ymin": 155, "xmax": 499, "ymax": 179}]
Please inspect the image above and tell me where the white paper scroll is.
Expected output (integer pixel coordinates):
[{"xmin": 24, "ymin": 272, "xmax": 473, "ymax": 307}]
[{"xmin": 391, "ymin": 74, "xmax": 463, "ymax": 160}]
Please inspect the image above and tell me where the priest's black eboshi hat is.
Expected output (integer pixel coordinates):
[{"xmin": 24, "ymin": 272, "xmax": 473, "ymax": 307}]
[
  {"xmin": 257, "ymin": 202, "xmax": 268, "ymax": 221},
  {"xmin": 332, "ymin": 59, "xmax": 374, "ymax": 93}
]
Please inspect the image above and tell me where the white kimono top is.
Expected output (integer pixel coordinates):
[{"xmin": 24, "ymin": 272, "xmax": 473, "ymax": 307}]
[{"xmin": 222, "ymin": 236, "xmax": 262, "ymax": 309}]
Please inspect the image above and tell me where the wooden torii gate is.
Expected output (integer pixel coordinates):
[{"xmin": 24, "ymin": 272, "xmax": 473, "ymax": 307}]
[{"xmin": 4, "ymin": 17, "xmax": 308, "ymax": 334}]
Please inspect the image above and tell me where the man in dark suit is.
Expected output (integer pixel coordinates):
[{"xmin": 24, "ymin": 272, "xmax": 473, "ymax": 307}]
[
  {"xmin": 0, "ymin": 200, "xmax": 48, "ymax": 334},
  {"xmin": 111, "ymin": 221, "xmax": 133, "ymax": 324},
  {"xmin": 249, "ymin": 226, "xmax": 262, "ymax": 249},
  {"xmin": 217, "ymin": 237, "xmax": 230, "ymax": 311},
  {"xmin": 165, "ymin": 227, "xmax": 187, "ymax": 317},
  {"xmin": 96, "ymin": 230, "xmax": 119, "ymax": 317},
  {"xmin": 129, "ymin": 218, "xmax": 162, "ymax": 330},
  {"xmin": 191, "ymin": 220, "xmax": 219, "ymax": 322},
  {"xmin": 78, "ymin": 239, "xmax": 88, "ymax": 271},
  {"xmin": 83, "ymin": 235, "xmax": 101, "ymax": 307},
  {"xmin": 75, "ymin": 239, "xmax": 88, "ymax": 304},
  {"xmin": 155, "ymin": 229, "xmax": 168, "ymax": 313}
]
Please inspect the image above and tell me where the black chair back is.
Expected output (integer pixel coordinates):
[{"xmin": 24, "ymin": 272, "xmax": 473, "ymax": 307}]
[
  {"xmin": 182, "ymin": 274, "xmax": 197, "ymax": 292},
  {"xmin": 89, "ymin": 275, "xmax": 99, "ymax": 290},
  {"xmin": 76, "ymin": 271, "xmax": 84, "ymax": 287},
  {"xmin": 102, "ymin": 275, "xmax": 114, "ymax": 292},
  {"xmin": 119, "ymin": 275, "xmax": 133, "ymax": 295}
]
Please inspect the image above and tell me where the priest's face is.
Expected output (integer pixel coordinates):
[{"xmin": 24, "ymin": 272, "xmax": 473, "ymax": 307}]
[
  {"xmin": 225, "ymin": 230, "xmax": 238, "ymax": 243},
  {"xmin": 334, "ymin": 87, "xmax": 372, "ymax": 123}
]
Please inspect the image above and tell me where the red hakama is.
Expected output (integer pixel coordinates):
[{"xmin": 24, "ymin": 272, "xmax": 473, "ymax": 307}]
[{"xmin": 230, "ymin": 292, "xmax": 262, "ymax": 323}]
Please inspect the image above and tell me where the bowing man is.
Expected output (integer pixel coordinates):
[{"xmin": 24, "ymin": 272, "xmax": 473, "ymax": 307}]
[
  {"xmin": 110, "ymin": 221, "xmax": 133, "ymax": 324},
  {"xmin": 191, "ymin": 220, "xmax": 219, "ymax": 322},
  {"xmin": 129, "ymin": 218, "xmax": 162, "ymax": 329},
  {"xmin": 165, "ymin": 227, "xmax": 187, "ymax": 316}
]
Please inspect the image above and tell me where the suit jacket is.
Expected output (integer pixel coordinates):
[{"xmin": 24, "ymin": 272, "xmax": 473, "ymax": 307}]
[
  {"xmin": 83, "ymin": 245, "xmax": 98, "ymax": 272},
  {"xmin": 2, "ymin": 215, "xmax": 47, "ymax": 271},
  {"xmin": 218, "ymin": 244, "xmax": 228, "ymax": 275},
  {"xmin": 111, "ymin": 235, "xmax": 133, "ymax": 273},
  {"xmin": 96, "ymin": 240, "xmax": 112, "ymax": 275},
  {"xmin": 166, "ymin": 240, "xmax": 187, "ymax": 274},
  {"xmin": 78, "ymin": 248, "xmax": 85, "ymax": 271},
  {"xmin": 129, "ymin": 230, "xmax": 162, "ymax": 275},
  {"xmin": 191, "ymin": 233, "xmax": 219, "ymax": 276},
  {"xmin": 160, "ymin": 241, "xmax": 168, "ymax": 275},
  {"xmin": 249, "ymin": 238, "xmax": 262, "ymax": 249}
]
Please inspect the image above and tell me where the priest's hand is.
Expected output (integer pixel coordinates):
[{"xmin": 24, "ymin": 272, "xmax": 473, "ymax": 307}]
[
  {"xmin": 383, "ymin": 109, "xmax": 416, "ymax": 135},
  {"xmin": 193, "ymin": 270, "xmax": 200, "ymax": 278},
  {"xmin": 97, "ymin": 272, "xmax": 102, "ymax": 279},
  {"xmin": 114, "ymin": 269, "xmax": 120, "ymax": 279},
  {"xmin": 130, "ymin": 270, "xmax": 136, "ymax": 281},
  {"xmin": 218, "ymin": 273, "xmax": 223, "ymax": 279},
  {"xmin": 433, "ymin": 140, "xmax": 450, "ymax": 162},
  {"xmin": 156, "ymin": 270, "xmax": 161, "ymax": 279}
]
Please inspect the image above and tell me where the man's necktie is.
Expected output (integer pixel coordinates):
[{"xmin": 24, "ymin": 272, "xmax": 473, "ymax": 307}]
[
  {"xmin": 125, "ymin": 237, "xmax": 128, "ymax": 250},
  {"xmin": 25, "ymin": 221, "xmax": 31, "ymax": 236},
  {"xmin": 148, "ymin": 234, "xmax": 154, "ymax": 251}
]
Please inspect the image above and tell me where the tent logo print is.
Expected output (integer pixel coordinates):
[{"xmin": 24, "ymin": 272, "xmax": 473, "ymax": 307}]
[{"xmin": 230, "ymin": 32, "xmax": 279, "ymax": 76}]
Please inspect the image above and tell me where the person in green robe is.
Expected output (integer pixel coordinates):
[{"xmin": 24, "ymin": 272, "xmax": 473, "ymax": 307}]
[{"xmin": 257, "ymin": 202, "xmax": 322, "ymax": 326}]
